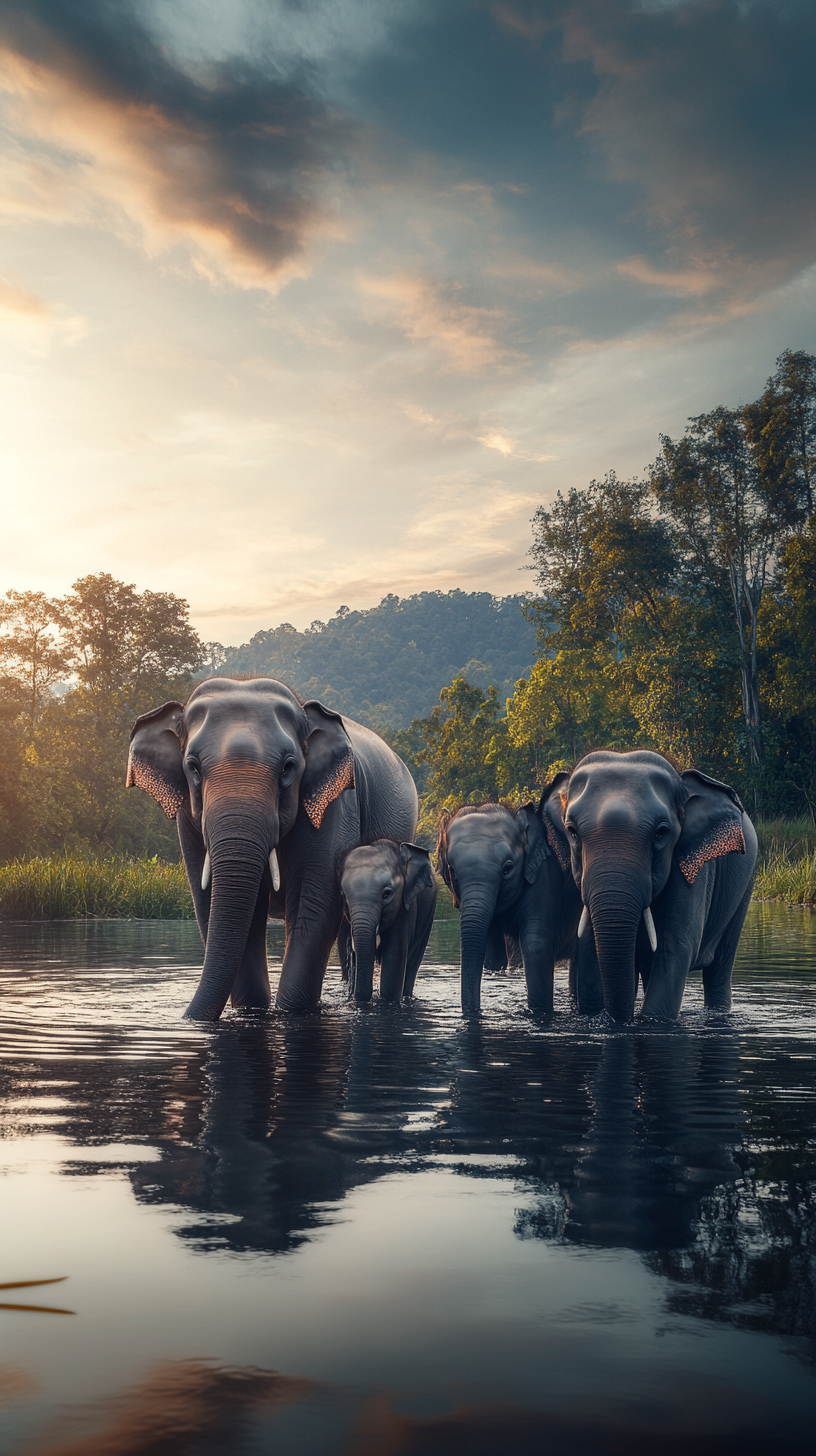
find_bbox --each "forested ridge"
[211,590,536,732]
[0,348,813,864]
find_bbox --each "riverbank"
[0,847,812,918]
[0,855,194,920]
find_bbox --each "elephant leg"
[379,920,411,1003]
[575,930,604,1016]
[701,878,753,1011]
[276,871,343,1011]
[403,893,435,998]
[518,917,555,1015]
[337,919,352,983]
[484,919,508,971]
[230,876,272,1010]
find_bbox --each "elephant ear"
[436,813,458,907]
[126,702,187,819]
[676,770,746,885]
[538,772,571,872]
[400,842,435,909]
[301,700,355,828]
[515,803,549,884]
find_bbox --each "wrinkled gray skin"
[340,840,437,1003]
[438,777,581,1015]
[127,678,417,1020]
[563,750,757,1023]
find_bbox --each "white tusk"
[201,852,211,892]
[269,848,281,892]
[643,906,657,952]
[578,905,590,939]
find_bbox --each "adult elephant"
[437,777,580,1015]
[563,750,757,1023]
[127,678,418,1019]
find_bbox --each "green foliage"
[754,849,816,907]
[411,349,815,832]
[0,854,194,919]
[0,573,204,861]
[216,590,536,732]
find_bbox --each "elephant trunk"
[584,862,645,1024]
[185,761,278,1021]
[459,886,499,1016]
[349,908,379,1003]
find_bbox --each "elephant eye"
[502,859,514,877]
[654,823,670,847]
[566,822,579,842]
[280,756,297,785]
[185,758,201,788]
[382,886,393,901]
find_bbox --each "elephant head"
[437,790,558,1015]
[127,678,354,1020]
[562,750,746,1023]
[340,839,435,1002]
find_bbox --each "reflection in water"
[0,906,814,1452]
[21,1360,316,1456]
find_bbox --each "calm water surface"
[0,903,814,1455]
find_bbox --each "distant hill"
[212,590,537,731]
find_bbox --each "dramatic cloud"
[0,1,814,637]
[0,0,347,290]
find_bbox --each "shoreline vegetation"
[0,835,812,920]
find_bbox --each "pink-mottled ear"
[539,772,571,872]
[436,815,458,907]
[126,702,187,819]
[676,770,746,885]
[301,700,355,828]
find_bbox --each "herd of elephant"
[128,677,758,1025]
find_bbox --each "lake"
[0,902,814,1455]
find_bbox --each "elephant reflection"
[21,999,805,1350]
[128,1012,452,1255]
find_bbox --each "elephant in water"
[127,678,418,1019]
[437,776,581,1015]
[340,839,437,1003]
[562,750,757,1022]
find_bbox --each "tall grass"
[754,817,816,859]
[0,841,813,919]
[0,854,194,920]
[754,848,816,907]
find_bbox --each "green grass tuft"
[753,848,816,907]
[0,854,194,920]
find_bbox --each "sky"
[1,0,814,644]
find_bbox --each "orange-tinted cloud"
[360,273,509,372]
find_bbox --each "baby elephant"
[340,840,438,1003]
[438,777,581,1016]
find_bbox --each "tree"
[415,678,510,830]
[505,648,639,779]
[744,349,816,517]
[528,473,678,656]
[651,406,799,763]
[59,573,203,715]
[758,516,816,818]
[0,590,67,730]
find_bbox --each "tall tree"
[0,591,67,730]
[744,349,816,517]
[59,573,203,716]
[651,406,799,762]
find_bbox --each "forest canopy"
[211,590,536,732]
